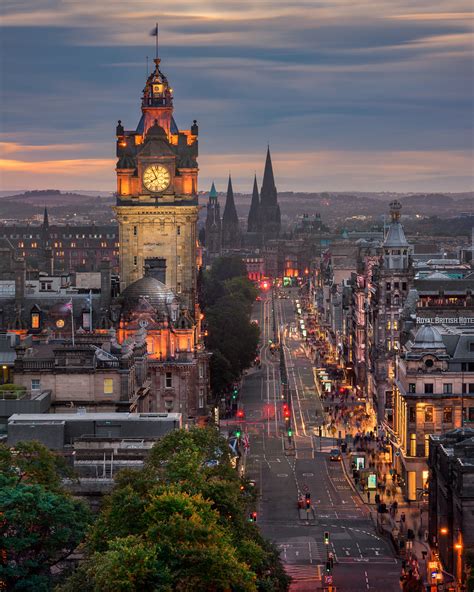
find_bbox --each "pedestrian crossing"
[284,563,322,583]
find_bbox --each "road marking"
[365,570,370,589]
[302,472,314,477]
[277,473,289,477]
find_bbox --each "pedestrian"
[367,490,371,503]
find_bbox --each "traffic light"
[249,511,257,522]
[283,403,291,420]
[232,386,238,400]
[287,428,293,438]
[305,492,311,509]
[236,409,245,419]
[324,531,330,545]
[235,429,241,438]
[325,560,331,573]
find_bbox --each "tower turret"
[141,58,174,138]
[205,182,222,258]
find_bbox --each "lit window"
[165,372,172,389]
[425,434,430,457]
[103,378,113,394]
[410,433,417,456]
[424,406,433,422]
[31,312,40,329]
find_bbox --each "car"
[329,448,342,461]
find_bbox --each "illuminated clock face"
[143,164,171,193]
[56,319,65,328]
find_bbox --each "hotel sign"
[416,316,474,325]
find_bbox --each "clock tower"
[113,56,199,315]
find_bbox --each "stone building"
[428,428,474,587]
[391,324,474,500]
[13,331,149,414]
[113,55,200,315]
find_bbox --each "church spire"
[43,207,49,229]
[209,181,218,203]
[260,146,277,206]
[222,175,241,249]
[223,175,238,226]
[247,174,260,233]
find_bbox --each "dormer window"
[425,359,434,368]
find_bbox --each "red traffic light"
[236,409,245,418]
[249,511,257,522]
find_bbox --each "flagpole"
[71,301,75,347]
[89,289,93,332]
[155,22,158,59]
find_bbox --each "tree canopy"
[0,442,90,592]
[60,427,290,592]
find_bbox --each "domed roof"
[146,120,167,140]
[413,325,446,350]
[121,276,176,313]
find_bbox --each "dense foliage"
[0,441,90,591]
[59,427,290,592]
[199,256,260,397]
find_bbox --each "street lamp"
[440,527,448,535]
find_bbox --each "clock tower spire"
[113,49,200,316]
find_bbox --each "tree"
[209,350,234,398]
[0,442,90,591]
[0,475,90,591]
[61,428,290,591]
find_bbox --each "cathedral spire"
[260,145,277,206]
[222,175,241,249]
[223,175,238,226]
[247,174,260,233]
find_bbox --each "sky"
[0,0,473,193]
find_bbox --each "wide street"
[227,288,401,591]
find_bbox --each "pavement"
[228,288,402,592]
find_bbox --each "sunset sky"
[0,0,473,193]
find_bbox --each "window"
[133,256,137,266]
[468,342,474,352]
[469,384,474,394]
[177,256,181,265]
[177,282,182,293]
[443,383,453,394]
[402,282,407,291]
[199,388,204,409]
[425,359,434,368]
[31,312,40,329]
[424,383,434,394]
[386,321,391,330]
[424,435,430,457]
[393,320,398,330]
[443,407,453,423]
[133,226,137,236]
[386,340,392,351]
[199,363,204,379]
[165,372,172,389]
[408,383,416,394]
[386,282,391,291]
[424,406,433,422]
[410,433,417,456]
[469,408,474,422]
[177,226,181,236]
[394,282,400,289]
[31,379,41,391]
[386,297,391,305]
[103,378,113,394]
[409,406,416,423]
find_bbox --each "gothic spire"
[247,174,260,233]
[43,207,49,229]
[223,175,238,226]
[260,146,277,206]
